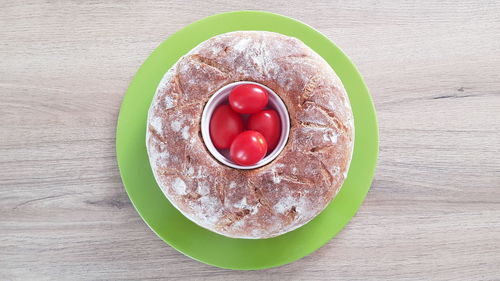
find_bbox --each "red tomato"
[210,104,244,149]
[229,84,269,114]
[230,131,268,166]
[248,109,281,152]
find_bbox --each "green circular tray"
[116,11,378,270]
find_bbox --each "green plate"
[116,11,378,270]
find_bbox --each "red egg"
[230,131,268,166]
[210,104,244,149]
[229,84,269,114]
[247,109,282,152]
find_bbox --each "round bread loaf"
[146,31,354,239]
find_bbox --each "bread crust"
[146,31,354,238]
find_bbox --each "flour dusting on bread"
[146,31,354,239]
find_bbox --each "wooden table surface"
[1,1,499,280]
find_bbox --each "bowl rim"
[200,81,291,170]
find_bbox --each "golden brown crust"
[146,31,354,238]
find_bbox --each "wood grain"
[1,0,499,280]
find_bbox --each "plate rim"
[116,10,379,270]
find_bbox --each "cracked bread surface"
[146,31,354,239]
